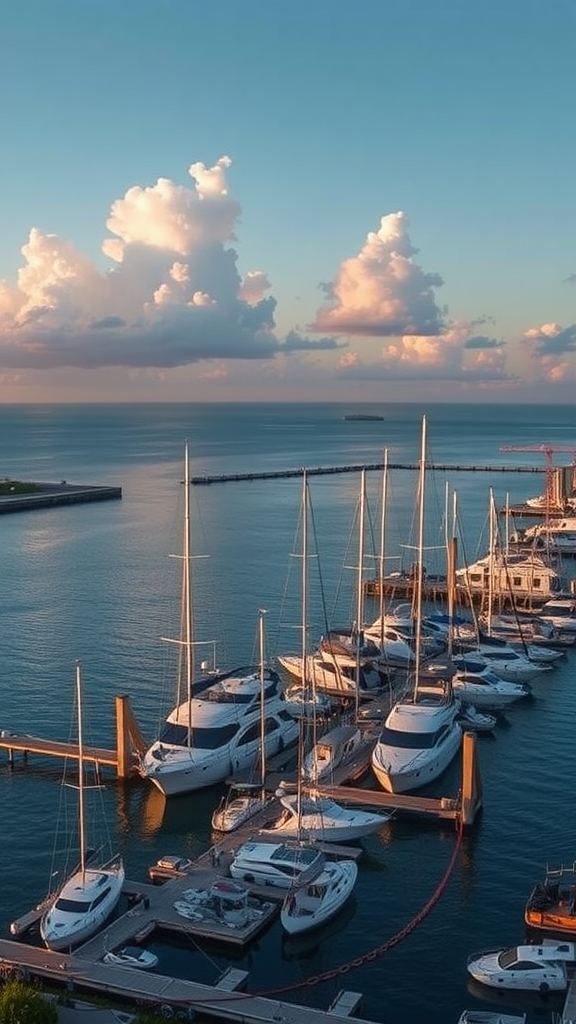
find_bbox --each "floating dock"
[0,482,122,515]
[4,861,380,1024]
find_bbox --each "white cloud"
[0,156,334,371]
[312,211,445,337]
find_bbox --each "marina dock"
[4,858,380,1024]
[0,933,380,1024]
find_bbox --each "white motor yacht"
[371,662,462,795]
[466,942,575,991]
[452,664,530,709]
[451,649,551,685]
[229,841,326,889]
[140,667,299,797]
[259,789,389,843]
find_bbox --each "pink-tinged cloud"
[522,321,576,381]
[312,211,445,337]
[0,157,338,371]
[334,320,512,382]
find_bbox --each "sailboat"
[277,468,393,702]
[371,417,462,795]
[139,445,298,797]
[40,663,125,951]
[211,610,277,833]
[280,857,358,935]
[265,472,389,843]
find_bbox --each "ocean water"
[1,401,575,1024]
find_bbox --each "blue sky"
[1,0,574,402]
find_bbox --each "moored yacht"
[371,661,462,794]
[140,667,299,797]
[139,446,299,798]
[259,788,389,843]
[371,418,462,796]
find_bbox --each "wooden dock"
[562,973,576,1022]
[4,860,381,1024]
[0,695,147,779]
[0,934,382,1024]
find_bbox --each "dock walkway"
[0,935,381,1024]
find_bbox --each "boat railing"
[545,862,576,880]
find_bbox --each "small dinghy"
[457,704,497,733]
[102,946,159,970]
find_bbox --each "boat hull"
[41,864,125,951]
[280,861,357,935]
[371,721,462,794]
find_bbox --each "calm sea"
[1,401,575,1024]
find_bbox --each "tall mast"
[413,415,427,699]
[259,608,267,798]
[76,661,86,879]
[184,442,193,744]
[297,470,309,833]
[354,468,367,720]
[377,448,389,638]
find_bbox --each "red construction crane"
[500,443,576,506]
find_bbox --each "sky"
[0,0,575,404]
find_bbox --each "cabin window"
[90,887,112,910]
[236,721,261,746]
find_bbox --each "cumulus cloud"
[239,271,271,305]
[334,320,511,382]
[522,321,576,381]
[312,211,445,337]
[0,156,333,371]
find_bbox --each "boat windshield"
[378,725,448,749]
[498,948,522,969]
[271,846,320,866]
[54,896,92,913]
[159,722,239,748]
[203,678,277,703]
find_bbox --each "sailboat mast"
[413,416,427,698]
[377,448,389,636]
[355,468,367,719]
[259,608,267,797]
[184,443,194,743]
[298,471,309,834]
[76,661,86,879]
[487,487,496,636]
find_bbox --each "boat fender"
[160,1006,175,1019]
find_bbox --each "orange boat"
[525,864,576,936]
